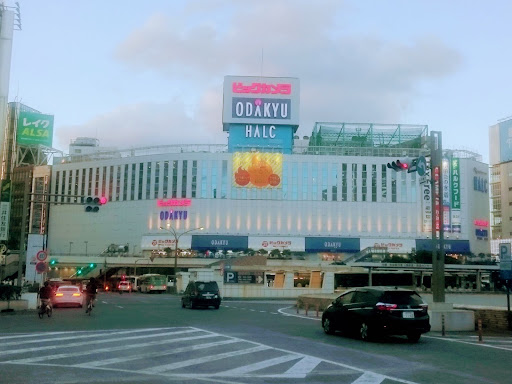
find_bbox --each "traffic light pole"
[430,131,445,303]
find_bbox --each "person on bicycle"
[85,277,99,313]
[39,281,53,314]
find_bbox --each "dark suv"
[321,286,430,342]
[181,281,221,309]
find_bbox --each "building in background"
[44,75,490,269]
[489,117,512,257]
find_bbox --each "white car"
[53,285,83,308]
[117,281,132,292]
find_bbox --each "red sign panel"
[35,261,47,274]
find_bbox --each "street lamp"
[159,225,203,275]
[69,241,73,255]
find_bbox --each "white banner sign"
[141,235,192,250]
[422,165,432,233]
[248,236,305,252]
[360,238,416,254]
[0,202,10,241]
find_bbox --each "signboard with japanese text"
[442,158,451,232]
[248,236,305,252]
[421,164,432,233]
[360,239,415,254]
[16,111,54,147]
[0,202,10,241]
[222,76,300,129]
[451,158,461,233]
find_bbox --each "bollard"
[316,304,319,318]
[478,318,483,343]
[305,304,309,316]
[441,313,445,337]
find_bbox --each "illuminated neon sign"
[474,219,489,227]
[157,199,191,207]
[160,210,188,220]
[232,82,291,95]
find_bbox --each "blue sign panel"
[191,235,248,251]
[227,124,294,154]
[415,239,470,253]
[305,237,360,253]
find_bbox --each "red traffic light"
[99,196,107,205]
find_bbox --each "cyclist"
[38,281,53,315]
[85,277,99,313]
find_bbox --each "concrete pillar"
[284,272,295,289]
[368,267,373,286]
[321,272,335,294]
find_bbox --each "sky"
[5,0,512,164]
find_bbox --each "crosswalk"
[0,327,418,383]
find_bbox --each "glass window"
[381,164,387,200]
[182,160,188,198]
[302,163,308,200]
[201,161,207,198]
[138,162,144,200]
[336,291,355,305]
[342,164,347,201]
[391,171,397,203]
[362,164,367,202]
[154,162,160,199]
[332,163,338,201]
[221,160,227,199]
[352,164,357,201]
[146,162,152,199]
[322,164,328,201]
[372,164,377,202]
[172,161,178,198]
[192,160,197,198]
[163,161,169,198]
[211,163,217,198]
[311,163,318,200]
[130,164,136,200]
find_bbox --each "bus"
[138,274,167,293]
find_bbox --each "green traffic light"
[50,259,57,265]
[89,263,96,268]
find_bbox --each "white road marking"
[76,338,239,368]
[8,333,218,364]
[0,327,170,347]
[351,371,387,384]
[144,345,270,373]
[0,328,198,356]
[424,335,512,351]
[1,327,420,383]
[284,356,322,376]
[217,354,300,376]
[277,306,321,321]
[116,306,123,309]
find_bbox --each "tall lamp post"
[159,225,203,275]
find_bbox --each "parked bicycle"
[38,299,52,319]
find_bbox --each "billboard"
[223,76,300,129]
[248,236,305,252]
[232,152,283,188]
[16,111,54,147]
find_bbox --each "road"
[0,292,511,384]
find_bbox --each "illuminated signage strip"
[157,199,191,207]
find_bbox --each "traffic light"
[49,259,58,266]
[76,267,83,275]
[84,196,107,212]
[89,263,96,269]
[386,158,418,173]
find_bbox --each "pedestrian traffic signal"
[84,196,107,212]
[386,158,418,173]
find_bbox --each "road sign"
[35,261,47,274]
[36,250,47,262]
[0,244,7,254]
[500,243,512,280]
[417,156,427,176]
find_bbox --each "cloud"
[66,0,462,148]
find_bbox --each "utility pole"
[430,131,445,303]
[17,181,30,287]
